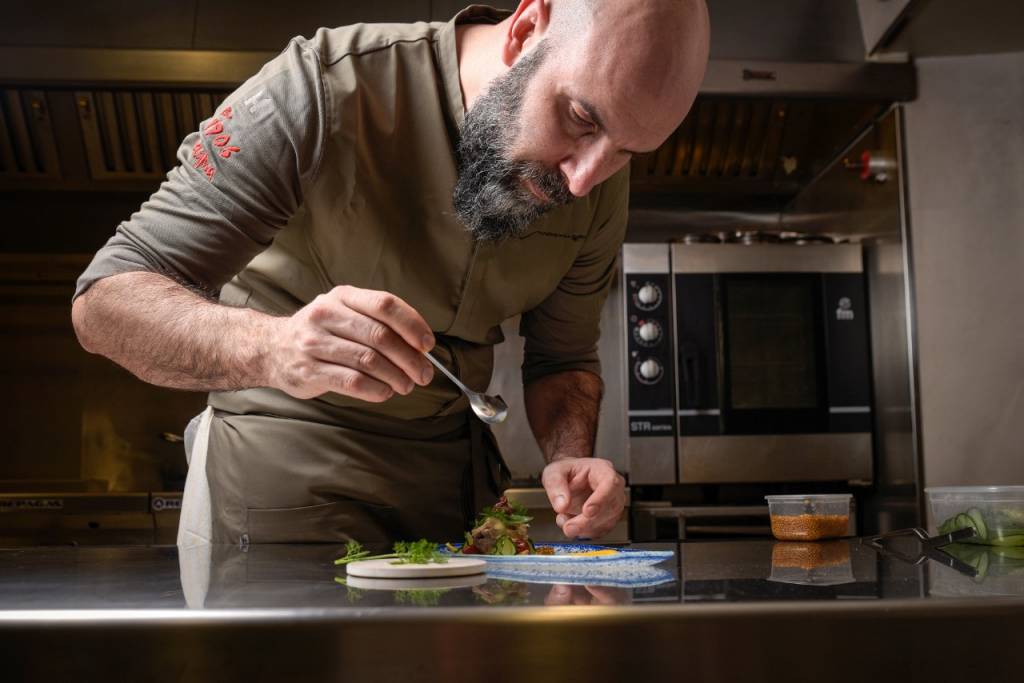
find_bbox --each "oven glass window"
[725,277,819,409]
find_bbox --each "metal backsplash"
[782,108,923,533]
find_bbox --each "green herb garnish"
[334,538,449,566]
[390,539,449,565]
[476,500,532,527]
[338,540,371,563]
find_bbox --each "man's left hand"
[541,457,625,539]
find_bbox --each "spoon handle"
[424,351,473,396]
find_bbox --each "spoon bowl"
[424,351,509,424]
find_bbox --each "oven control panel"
[622,244,677,485]
[625,273,675,430]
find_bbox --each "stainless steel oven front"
[621,242,874,486]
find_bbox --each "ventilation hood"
[0,40,914,212]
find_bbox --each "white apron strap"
[177,406,214,548]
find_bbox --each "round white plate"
[344,573,488,590]
[345,557,486,579]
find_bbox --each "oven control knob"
[633,320,662,346]
[635,283,662,311]
[634,358,663,384]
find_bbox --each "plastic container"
[769,540,855,586]
[926,486,1024,546]
[765,494,852,541]
[929,543,1024,597]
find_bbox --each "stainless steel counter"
[1,539,1021,682]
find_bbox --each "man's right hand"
[266,285,436,402]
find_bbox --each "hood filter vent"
[0,89,61,180]
[644,99,788,180]
[74,89,229,181]
[631,96,886,210]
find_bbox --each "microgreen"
[334,538,449,566]
[476,501,532,527]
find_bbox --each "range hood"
[859,0,1024,57]
[0,52,914,215]
[0,0,916,212]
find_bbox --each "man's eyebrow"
[576,98,657,156]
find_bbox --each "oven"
[622,241,874,487]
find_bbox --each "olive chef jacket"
[74,6,629,542]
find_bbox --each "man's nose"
[559,141,624,198]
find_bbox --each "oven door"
[717,273,829,434]
[671,243,874,485]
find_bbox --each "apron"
[177,403,509,548]
[177,406,215,548]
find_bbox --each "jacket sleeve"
[519,166,630,385]
[74,37,329,300]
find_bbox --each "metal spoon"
[424,351,509,424]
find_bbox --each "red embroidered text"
[191,109,242,182]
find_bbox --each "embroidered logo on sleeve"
[243,89,275,120]
[190,105,240,182]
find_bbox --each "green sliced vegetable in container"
[928,486,1024,547]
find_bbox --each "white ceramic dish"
[344,556,486,579]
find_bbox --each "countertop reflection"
[0,538,1021,612]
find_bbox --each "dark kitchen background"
[1,1,1021,544]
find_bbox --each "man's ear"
[501,0,552,67]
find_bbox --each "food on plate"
[336,497,629,565]
[566,549,619,557]
[937,507,1024,546]
[449,496,554,556]
[450,497,625,557]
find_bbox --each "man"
[71,0,709,546]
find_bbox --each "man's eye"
[570,106,590,128]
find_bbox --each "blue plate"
[486,564,676,588]
[441,542,674,567]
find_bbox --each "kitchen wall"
[902,52,1024,487]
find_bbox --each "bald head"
[452,0,709,239]
[545,0,710,146]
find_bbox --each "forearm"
[72,271,275,392]
[524,369,603,463]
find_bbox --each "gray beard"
[452,42,573,242]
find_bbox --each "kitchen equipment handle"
[680,341,700,408]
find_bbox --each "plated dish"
[442,542,674,567]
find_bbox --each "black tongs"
[862,527,979,577]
